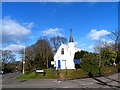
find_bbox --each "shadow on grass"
[88,72,120,89]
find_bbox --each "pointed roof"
[69,29,74,42]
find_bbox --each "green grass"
[17,66,118,80]
[36,69,59,79]
[17,72,36,79]
[17,69,59,79]
[59,69,88,79]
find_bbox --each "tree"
[0,50,2,67]
[100,44,117,66]
[109,29,120,63]
[93,41,117,76]
[24,38,54,70]
[34,39,53,68]
[2,50,16,64]
[50,36,67,52]
[1,50,16,73]
[94,41,117,66]
[74,50,89,69]
[74,50,89,59]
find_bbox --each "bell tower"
[67,29,75,69]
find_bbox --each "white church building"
[54,31,81,69]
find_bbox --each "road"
[1,72,120,89]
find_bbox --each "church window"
[61,48,64,55]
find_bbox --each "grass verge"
[17,68,59,79]
[17,65,118,80]
[59,69,88,79]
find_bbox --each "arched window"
[61,48,64,55]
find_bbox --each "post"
[65,60,67,75]
[99,54,101,76]
[23,45,25,74]
[63,60,67,75]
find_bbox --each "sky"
[1,2,118,60]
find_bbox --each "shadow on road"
[19,80,27,82]
[104,77,120,83]
[88,72,120,90]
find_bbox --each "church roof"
[62,44,69,49]
[69,30,74,42]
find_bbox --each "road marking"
[53,80,61,83]
[81,82,93,85]
[53,80,57,82]
[57,81,61,83]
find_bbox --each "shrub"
[80,53,99,76]
[101,65,118,76]
[117,62,120,72]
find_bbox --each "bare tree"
[109,30,120,51]
[109,29,120,63]
[50,36,67,52]
[2,50,16,64]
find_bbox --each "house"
[54,30,81,69]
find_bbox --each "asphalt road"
[1,72,120,89]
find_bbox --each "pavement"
[1,72,120,89]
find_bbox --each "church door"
[58,60,61,68]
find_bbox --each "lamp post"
[16,41,25,74]
[22,45,25,74]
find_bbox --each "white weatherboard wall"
[54,42,81,69]
[54,31,81,69]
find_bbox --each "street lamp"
[16,42,25,74]
[22,45,25,74]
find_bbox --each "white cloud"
[101,38,115,45]
[2,17,31,36]
[88,29,111,40]
[74,42,79,46]
[23,22,34,29]
[4,44,25,52]
[88,45,94,49]
[41,28,63,37]
[1,17,33,45]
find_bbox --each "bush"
[80,53,99,76]
[75,64,81,69]
[101,65,118,76]
[117,63,120,72]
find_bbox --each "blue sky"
[2,2,118,60]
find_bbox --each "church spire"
[69,29,74,42]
